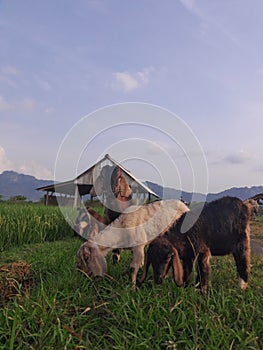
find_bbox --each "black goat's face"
[148,243,174,284]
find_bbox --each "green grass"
[250,216,263,241]
[0,204,73,250]
[0,206,262,349]
[0,238,262,350]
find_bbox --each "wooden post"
[45,192,49,206]
[74,184,80,208]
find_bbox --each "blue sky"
[0,0,263,193]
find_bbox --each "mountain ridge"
[0,170,262,202]
[145,181,263,202]
[0,170,52,201]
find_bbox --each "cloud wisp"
[111,67,154,92]
[0,96,36,112]
[0,145,13,172]
[0,144,52,179]
[224,150,255,165]
[179,0,241,47]
[208,149,255,166]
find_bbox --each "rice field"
[0,204,73,250]
[0,204,262,349]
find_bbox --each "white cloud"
[208,149,255,166]
[112,72,139,92]
[112,67,154,92]
[224,150,255,165]
[0,145,52,179]
[0,145,13,172]
[18,163,53,180]
[146,141,170,156]
[0,96,36,112]
[1,65,19,76]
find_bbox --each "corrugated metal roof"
[105,154,159,197]
[36,154,159,199]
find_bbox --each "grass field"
[250,216,263,242]
[0,204,73,251]
[0,205,263,349]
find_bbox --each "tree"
[8,195,28,202]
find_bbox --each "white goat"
[77,199,189,288]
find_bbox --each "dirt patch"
[0,261,33,305]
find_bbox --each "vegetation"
[250,216,263,242]
[7,195,28,203]
[0,205,262,349]
[0,204,73,251]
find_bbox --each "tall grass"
[0,204,73,250]
[250,216,263,241]
[0,239,262,350]
[0,206,262,349]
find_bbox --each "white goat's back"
[88,199,189,249]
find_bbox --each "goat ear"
[171,247,184,287]
[77,242,91,271]
[89,223,99,240]
[89,245,107,276]
[82,242,92,259]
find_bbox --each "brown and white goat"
[76,199,189,288]
[140,196,251,293]
[82,164,133,263]
[74,207,106,238]
[74,207,121,264]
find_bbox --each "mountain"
[145,181,263,203]
[0,171,51,202]
[0,171,262,203]
[145,181,207,202]
[206,186,263,202]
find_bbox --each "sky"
[0,0,263,194]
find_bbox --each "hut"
[36,154,160,207]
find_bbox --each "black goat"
[140,197,251,293]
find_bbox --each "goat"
[88,164,133,262]
[90,165,132,223]
[74,207,121,264]
[139,236,184,286]
[74,207,106,238]
[140,197,251,293]
[243,198,259,220]
[76,199,189,288]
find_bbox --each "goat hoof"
[132,284,137,291]
[239,278,248,290]
[112,254,119,264]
